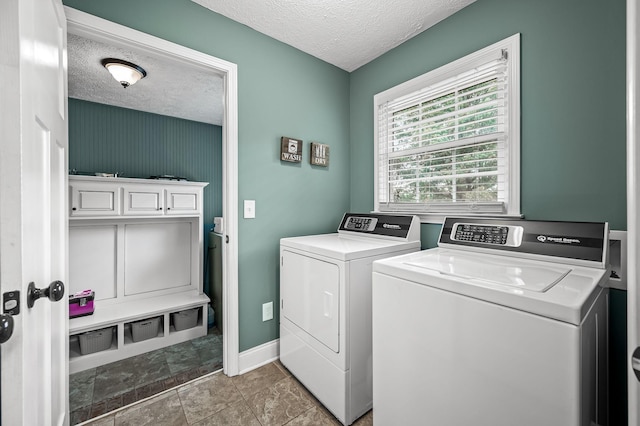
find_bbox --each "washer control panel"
[439,217,608,266]
[451,223,521,246]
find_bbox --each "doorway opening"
[65,7,239,423]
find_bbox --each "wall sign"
[310,142,329,167]
[280,136,303,163]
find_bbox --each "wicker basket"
[131,316,161,342]
[79,327,114,355]
[172,308,199,331]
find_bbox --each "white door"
[630,1,640,424]
[0,0,69,424]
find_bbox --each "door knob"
[26,280,65,309]
[0,314,13,344]
[633,347,640,381]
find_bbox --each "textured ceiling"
[191,0,476,72]
[68,0,474,123]
[68,33,224,125]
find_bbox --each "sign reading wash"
[281,136,303,163]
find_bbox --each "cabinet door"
[70,184,120,217]
[124,187,164,215]
[165,188,201,215]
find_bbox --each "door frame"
[628,0,639,423]
[65,7,240,376]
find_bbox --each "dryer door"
[281,250,340,352]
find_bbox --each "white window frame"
[374,34,521,224]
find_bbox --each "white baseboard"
[238,338,280,375]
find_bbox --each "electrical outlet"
[262,301,273,321]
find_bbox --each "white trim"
[64,7,240,376]
[374,34,521,224]
[238,338,280,375]
[627,0,639,422]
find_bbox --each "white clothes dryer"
[372,217,610,426]
[280,213,421,425]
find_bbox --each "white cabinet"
[166,188,201,215]
[70,175,207,218]
[70,181,120,217]
[124,186,164,215]
[68,176,209,372]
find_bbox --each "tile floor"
[70,327,223,425]
[77,360,373,426]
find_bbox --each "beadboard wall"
[68,98,223,224]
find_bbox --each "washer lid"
[373,248,608,325]
[406,251,572,292]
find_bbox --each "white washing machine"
[280,213,421,425]
[372,217,610,426]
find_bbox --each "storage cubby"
[69,326,117,359]
[124,316,163,345]
[169,306,202,333]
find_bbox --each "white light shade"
[101,58,147,88]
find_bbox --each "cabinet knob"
[72,207,77,211]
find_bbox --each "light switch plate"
[244,200,256,219]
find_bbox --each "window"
[374,34,520,223]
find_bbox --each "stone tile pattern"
[77,360,373,426]
[71,328,223,424]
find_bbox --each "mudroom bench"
[67,175,209,373]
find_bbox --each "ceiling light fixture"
[101,58,147,88]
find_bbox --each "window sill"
[373,210,524,225]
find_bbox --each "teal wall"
[349,0,627,423]
[349,0,626,239]
[63,0,351,352]
[64,0,628,421]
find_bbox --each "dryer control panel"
[344,216,378,232]
[338,213,421,242]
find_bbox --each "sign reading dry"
[310,142,330,167]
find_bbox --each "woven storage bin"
[131,316,161,342]
[172,308,198,331]
[79,327,114,355]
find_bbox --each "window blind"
[378,50,511,214]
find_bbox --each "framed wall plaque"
[310,142,329,167]
[280,137,303,163]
